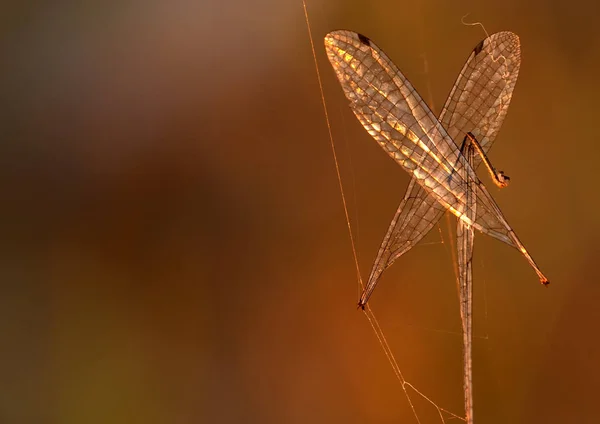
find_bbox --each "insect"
[324,30,549,304]
[324,30,550,424]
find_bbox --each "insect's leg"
[464,132,510,188]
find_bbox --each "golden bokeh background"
[1,1,599,423]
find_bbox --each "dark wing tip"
[473,39,485,55]
[357,33,371,46]
[542,279,550,287]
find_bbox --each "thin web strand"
[363,307,465,423]
[302,1,362,286]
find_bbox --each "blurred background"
[1,0,599,423]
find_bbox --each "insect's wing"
[324,30,462,182]
[450,32,523,250]
[441,32,521,165]
[363,179,447,304]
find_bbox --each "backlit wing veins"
[323,30,549,308]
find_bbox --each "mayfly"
[324,30,549,423]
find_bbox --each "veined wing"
[362,32,521,305]
[324,30,549,292]
[441,32,520,164]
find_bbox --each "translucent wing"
[442,31,521,165]
[360,32,521,304]
[324,30,548,303]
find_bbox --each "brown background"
[1,0,598,423]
